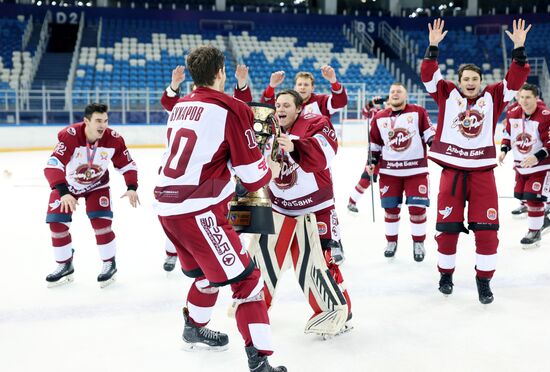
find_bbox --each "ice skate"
[46,260,74,288]
[347,202,359,213]
[245,346,287,372]
[520,230,541,249]
[438,273,453,295]
[163,255,177,272]
[384,241,397,258]
[511,204,527,219]
[182,307,228,351]
[97,259,117,288]
[413,241,425,262]
[475,276,494,304]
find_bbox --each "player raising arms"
[421,18,531,304]
[261,66,347,118]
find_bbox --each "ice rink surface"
[1,146,549,372]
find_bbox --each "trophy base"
[228,205,275,234]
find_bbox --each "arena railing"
[0,88,438,126]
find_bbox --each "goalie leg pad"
[292,214,349,335]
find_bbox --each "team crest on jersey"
[406,115,413,124]
[543,110,550,115]
[514,133,535,154]
[73,164,103,184]
[67,127,76,136]
[452,109,484,138]
[111,130,120,138]
[486,208,497,220]
[99,196,110,207]
[380,185,390,195]
[49,199,61,210]
[317,222,328,235]
[439,206,453,219]
[274,156,298,190]
[388,128,416,152]
[532,182,542,192]
[100,151,109,160]
[418,185,427,194]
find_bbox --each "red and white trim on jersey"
[503,104,550,175]
[421,59,530,171]
[370,104,434,177]
[154,87,270,217]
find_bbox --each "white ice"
[1,147,549,372]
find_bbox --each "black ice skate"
[163,255,177,272]
[413,241,425,262]
[182,307,228,351]
[475,276,494,304]
[46,260,74,287]
[347,202,359,213]
[521,230,541,249]
[97,258,117,288]
[384,241,397,258]
[511,204,527,218]
[245,346,287,372]
[438,273,453,295]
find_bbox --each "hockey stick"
[366,110,375,223]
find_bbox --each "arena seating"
[232,24,393,93]
[72,19,394,106]
[73,19,233,105]
[408,28,504,85]
[0,16,32,105]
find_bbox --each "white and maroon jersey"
[370,104,435,177]
[421,59,530,170]
[261,88,348,119]
[502,102,550,174]
[268,113,338,216]
[154,86,271,217]
[44,122,138,196]
[160,84,253,112]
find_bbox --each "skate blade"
[522,241,541,250]
[47,274,74,288]
[181,341,228,352]
[321,324,354,340]
[98,275,116,288]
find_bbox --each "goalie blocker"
[245,211,349,336]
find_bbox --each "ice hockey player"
[44,103,139,288]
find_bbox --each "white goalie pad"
[247,212,348,335]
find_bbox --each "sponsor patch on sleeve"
[47,157,59,166]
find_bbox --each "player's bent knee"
[473,230,498,250]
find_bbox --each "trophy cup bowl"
[228,102,280,234]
